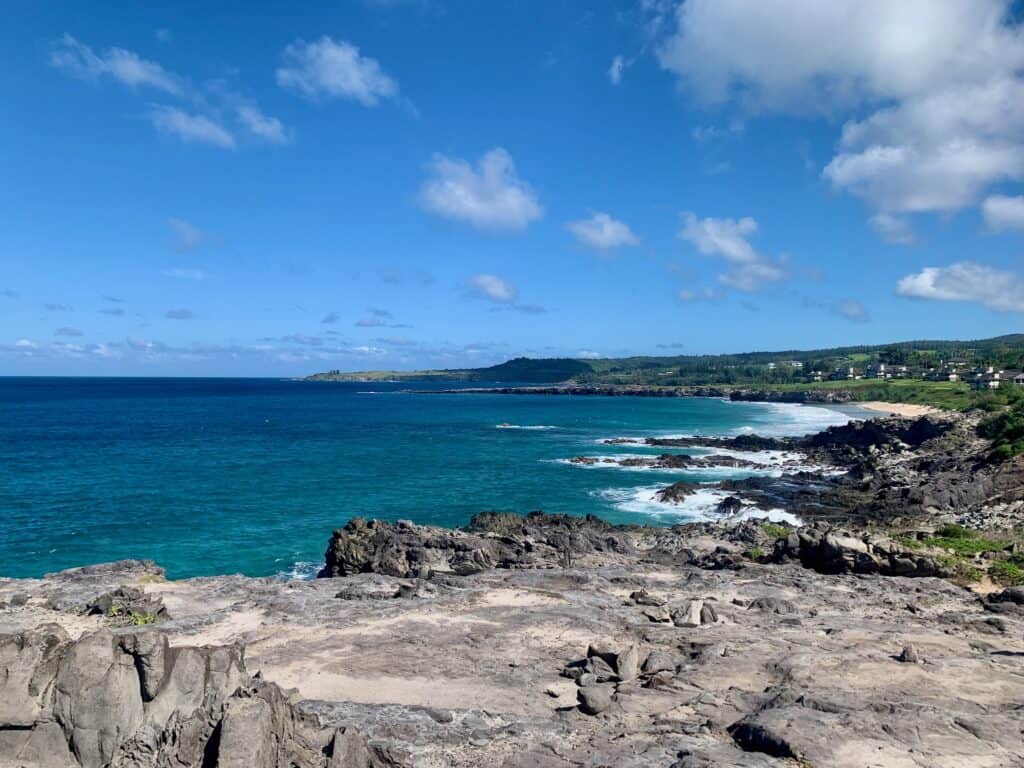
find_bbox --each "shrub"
[761,523,790,540]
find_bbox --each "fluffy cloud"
[53,35,286,150]
[608,55,626,85]
[868,213,916,245]
[566,212,639,250]
[677,212,785,291]
[982,194,1024,233]
[656,1,1024,226]
[897,262,1023,312]
[236,105,289,144]
[420,148,542,231]
[822,78,1024,213]
[51,34,181,94]
[277,37,398,105]
[465,274,517,303]
[148,106,235,149]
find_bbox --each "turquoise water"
[0,378,854,579]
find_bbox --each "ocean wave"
[495,424,559,430]
[559,447,841,479]
[733,402,851,437]
[597,484,801,526]
[555,455,790,478]
[276,560,319,580]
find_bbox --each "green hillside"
[308,334,1023,388]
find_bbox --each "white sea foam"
[496,424,559,430]
[276,560,319,580]
[558,446,842,479]
[733,402,851,437]
[597,485,802,525]
[556,455,789,478]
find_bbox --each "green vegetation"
[307,334,1024,411]
[990,557,1024,587]
[978,396,1024,460]
[107,605,157,626]
[927,524,1004,556]
[744,547,766,561]
[899,525,1024,586]
[761,522,791,539]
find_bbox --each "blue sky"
[1,0,1022,376]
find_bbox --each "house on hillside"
[829,367,861,381]
[971,374,1002,390]
[923,367,960,382]
[807,370,824,382]
[867,363,909,379]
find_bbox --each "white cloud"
[655,1,1024,226]
[168,218,205,250]
[149,106,235,149]
[466,274,517,304]
[162,268,206,281]
[869,213,916,245]
[608,55,626,85]
[566,212,639,250]
[421,148,542,231]
[837,299,870,323]
[897,262,1024,312]
[822,78,1024,214]
[577,349,603,359]
[677,287,720,302]
[982,194,1024,233]
[51,34,181,94]
[679,213,759,262]
[236,105,289,144]
[657,1,1024,112]
[277,37,398,105]
[718,262,785,292]
[678,212,786,292]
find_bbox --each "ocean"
[0,378,858,579]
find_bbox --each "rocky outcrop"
[772,525,945,577]
[0,626,390,768]
[319,512,632,578]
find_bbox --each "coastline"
[3,406,1023,766]
[855,400,940,418]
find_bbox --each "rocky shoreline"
[2,414,1024,766]
[425,384,862,404]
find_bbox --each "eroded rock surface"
[3,511,1024,767]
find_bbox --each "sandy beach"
[858,401,940,418]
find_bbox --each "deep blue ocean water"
[0,378,858,579]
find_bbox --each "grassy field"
[773,379,980,410]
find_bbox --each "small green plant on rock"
[990,556,1024,587]
[927,525,1004,556]
[761,523,790,540]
